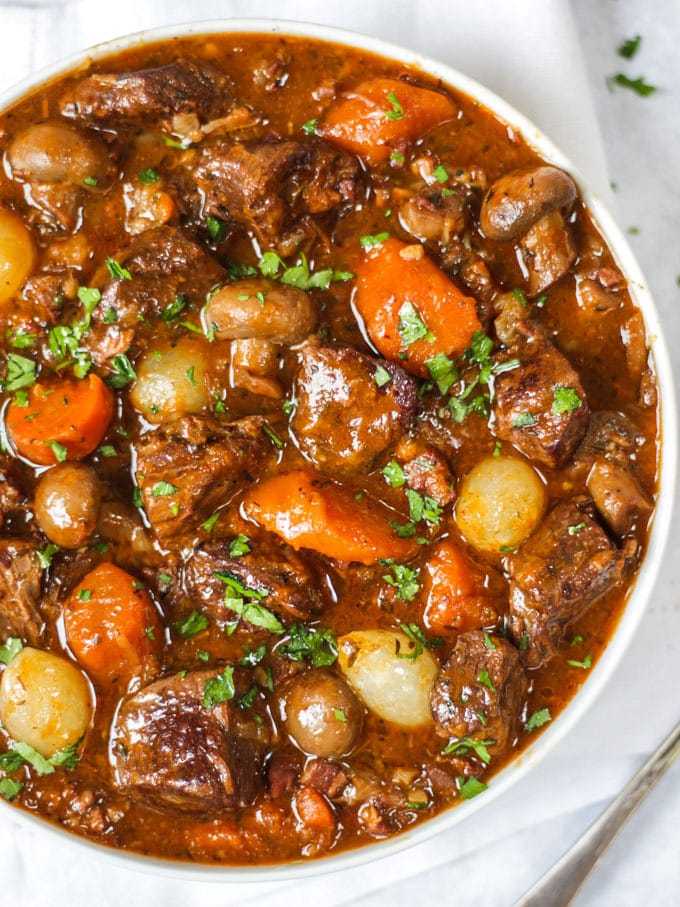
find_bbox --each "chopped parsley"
[150,481,179,497]
[98,445,117,458]
[202,666,236,709]
[397,623,429,660]
[0,778,23,801]
[373,364,392,388]
[8,330,37,350]
[381,561,420,602]
[201,512,221,534]
[385,90,404,121]
[138,167,160,184]
[82,175,98,187]
[45,440,68,462]
[77,589,92,602]
[568,522,586,535]
[512,412,537,428]
[302,118,318,135]
[262,423,284,448]
[105,257,132,281]
[160,294,188,323]
[567,653,593,670]
[333,708,347,722]
[525,708,552,732]
[279,622,338,666]
[483,633,497,650]
[477,669,495,691]
[36,543,60,569]
[359,232,390,251]
[426,351,458,395]
[618,35,641,59]
[239,643,268,668]
[145,626,156,641]
[0,636,23,665]
[107,353,137,389]
[552,386,582,415]
[458,776,487,800]
[406,488,442,526]
[206,215,227,242]
[398,300,435,347]
[382,460,406,488]
[4,353,36,392]
[173,610,208,639]
[102,308,118,324]
[11,741,55,776]
[215,571,284,634]
[511,288,528,307]
[608,73,657,97]
[433,164,449,183]
[442,737,493,765]
[228,534,251,557]
[258,250,353,291]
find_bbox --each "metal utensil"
[515,719,680,907]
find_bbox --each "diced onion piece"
[337,629,438,727]
[0,208,36,305]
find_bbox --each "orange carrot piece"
[422,539,497,635]
[294,785,336,831]
[319,77,456,165]
[244,469,418,565]
[64,562,163,685]
[6,373,115,465]
[354,237,481,376]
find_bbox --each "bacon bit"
[294,785,336,831]
[596,266,625,290]
[399,243,424,261]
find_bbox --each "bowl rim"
[0,15,676,885]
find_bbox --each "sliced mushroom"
[7,122,112,189]
[204,279,317,344]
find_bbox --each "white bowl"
[0,17,676,884]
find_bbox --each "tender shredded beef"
[0,537,45,644]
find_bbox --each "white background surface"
[0,1,678,905]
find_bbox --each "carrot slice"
[6,373,115,465]
[244,469,418,564]
[319,77,456,165]
[422,539,497,636]
[354,237,481,376]
[64,562,163,685]
[294,786,336,832]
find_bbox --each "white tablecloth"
[0,1,678,904]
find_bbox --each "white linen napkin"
[0,2,677,905]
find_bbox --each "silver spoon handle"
[515,719,680,907]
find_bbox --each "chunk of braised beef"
[0,459,26,527]
[396,439,455,506]
[430,630,527,754]
[182,539,328,627]
[575,410,640,469]
[110,669,268,812]
[266,751,301,798]
[59,59,232,125]
[134,415,268,544]
[508,500,631,667]
[291,345,417,474]
[85,226,225,364]
[492,298,589,469]
[194,138,361,255]
[0,537,46,645]
[301,758,349,799]
[439,240,497,325]
[24,182,83,232]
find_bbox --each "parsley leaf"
[385,90,404,121]
[150,481,179,497]
[373,364,392,388]
[302,118,318,135]
[458,776,487,799]
[0,636,23,665]
[279,622,338,666]
[442,737,494,765]
[512,412,537,428]
[477,669,495,691]
[12,741,55,776]
[381,561,420,601]
[426,351,458,395]
[609,73,657,97]
[202,666,236,709]
[160,294,188,323]
[567,653,593,670]
[239,643,268,668]
[107,353,136,389]
[525,708,552,732]
[228,535,251,557]
[359,232,390,251]
[397,623,429,660]
[0,778,22,801]
[433,164,449,183]
[618,35,642,59]
[36,543,60,569]
[398,300,435,346]
[173,610,208,639]
[206,215,227,242]
[382,460,406,487]
[552,386,583,414]
[105,257,132,281]
[4,353,36,392]
[138,167,160,184]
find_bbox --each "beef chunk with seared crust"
[430,630,527,754]
[194,139,361,255]
[182,540,329,628]
[85,226,225,365]
[59,59,232,126]
[291,345,417,475]
[0,538,46,645]
[492,296,589,469]
[134,415,268,544]
[508,500,631,667]
[110,669,268,812]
